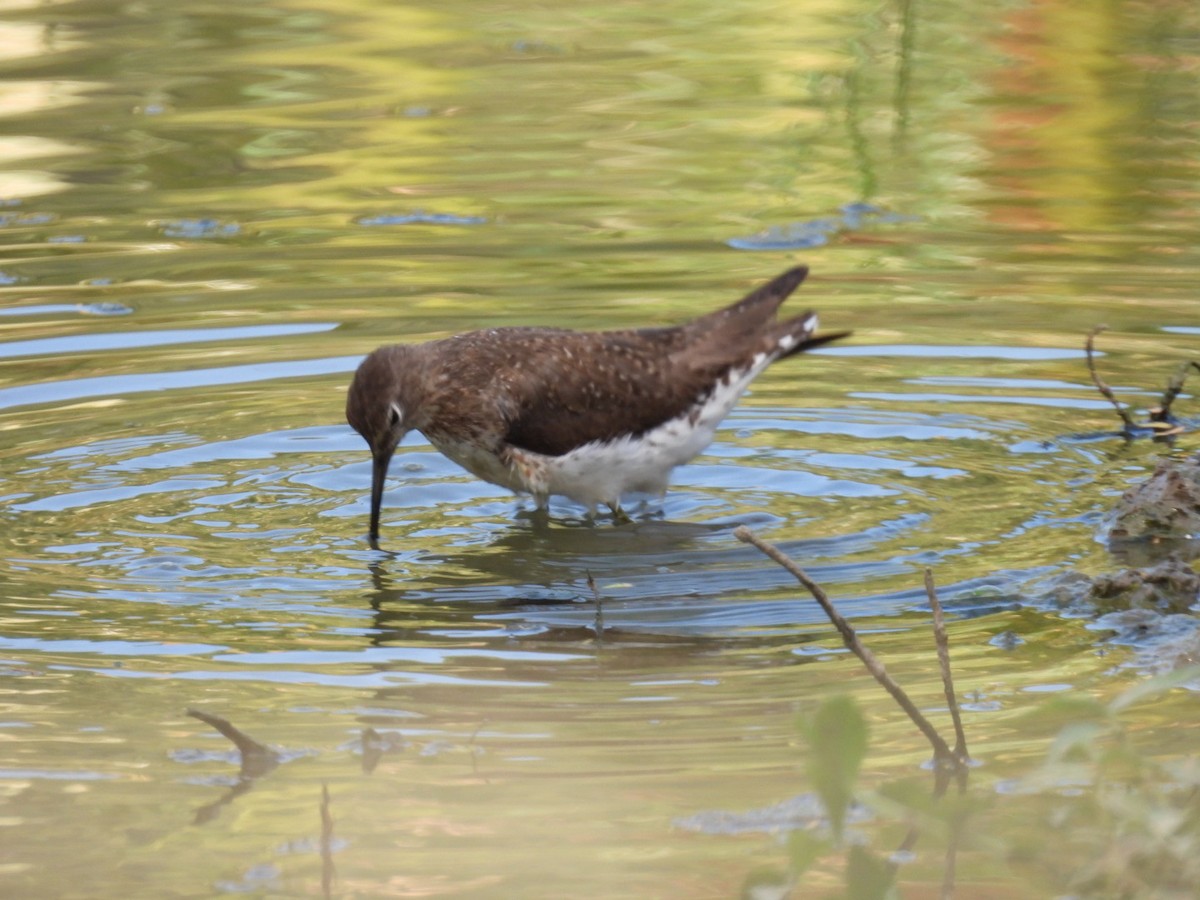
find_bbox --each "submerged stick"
[468,720,487,781]
[925,568,969,762]
[734,527,959,766]
[361,727,384,775]
[1085,326,1138,435]
[1152,360,1200,428]
[587,570,604,638]
[187,708,280,778]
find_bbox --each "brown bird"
[346,266,847,543]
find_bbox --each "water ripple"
[0,323,336,359]
[0,356,362,410]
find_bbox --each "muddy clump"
[1106,454,1200,564]
[1043,557,1200,616]
[1039,557,1199,680]
[1088,556,1200,615]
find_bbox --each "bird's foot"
[607,503,634,524]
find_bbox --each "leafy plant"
[801,695,869,844]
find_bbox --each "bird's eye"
[388,403,403,428]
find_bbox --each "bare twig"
[734,526,960,767]
[1151,360,1200,428]
[942,824,960,900]
[1086,326,1138,435]
[925,568,968,762]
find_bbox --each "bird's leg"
[520,493,552,527]
[607,502,633,524]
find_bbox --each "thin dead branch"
[1087,327,1199,439]
[1151,360,1200,430]
[925,568,968,762]
[1086,326,1138,435]
[734,526,964,770]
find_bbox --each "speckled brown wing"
[499,267,821,456]
[500,326,735,456]
[424,266,824,458]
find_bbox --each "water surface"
[1,0,1199,896]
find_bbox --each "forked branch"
[734,526,968,771]
[1086,325,1138,435]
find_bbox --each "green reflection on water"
[0,0,1198,895]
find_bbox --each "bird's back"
[417,266,830,458]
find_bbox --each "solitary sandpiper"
[346,266,848,543]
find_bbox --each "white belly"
[515,357,767,511]
[424,354,772,512]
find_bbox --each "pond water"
[1,0,1199,897]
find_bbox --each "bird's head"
[346,346,414,545]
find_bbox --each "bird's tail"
[766,311,850,360]
[688,266,810,344]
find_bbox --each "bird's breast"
[424,432,523,492]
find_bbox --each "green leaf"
[785,828,826,877]
[801,695,869,843]
[846,845,896,900]
[740,866,793,900]
[1109,665,1200,713]
[875,775,990,823]
[1044,721,1108,765]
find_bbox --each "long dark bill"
[780,329,852,359]
[369,446,394,546]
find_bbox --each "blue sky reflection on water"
[0,0,1198,896]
